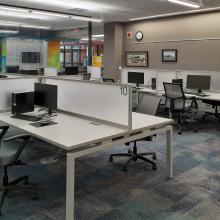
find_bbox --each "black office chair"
[163,82,197,135]
[202,100,220,120]
[0,134,38,214]
[109,93,161,172]
[103,78,115,83]
[0,126,9,141]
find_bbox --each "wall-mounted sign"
[127,32,133,39]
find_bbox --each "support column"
[103,22,123,82]
[88,21,93,66]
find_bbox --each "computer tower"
[152,78,156,90]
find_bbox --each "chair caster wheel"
[193,130,198,133]
[109,156,113,162]
[125,142,130,146]
[32,195,39,201]
[133,157,137,162]
[23,179,29,185]
[153,154,157,160]
[178,132,182,135]
[152,164,157,170]
[123,166,128,172]
[128,149,132,154]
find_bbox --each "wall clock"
[135,31,143,41]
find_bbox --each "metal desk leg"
[66,153,75,220]
[166,125,173,179]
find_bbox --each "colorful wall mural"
[48,40,60,71]
[0,38,6,73]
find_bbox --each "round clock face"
[135,31,143,41]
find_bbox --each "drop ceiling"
[0,0,220,30]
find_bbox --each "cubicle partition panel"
[0,77,38,111]
[44,78,133,130]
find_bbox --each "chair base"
[109,144,157,172]
[0,175,38,215]
[202,112,220,121]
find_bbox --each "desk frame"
[66,124,173,220]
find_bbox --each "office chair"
[163,82,197,135]
[0,126,9,142]
[103,78,115,83]
[202,100,220,120]
[109,93,161,172]
[0,134,38,214]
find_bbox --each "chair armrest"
[3,134,31,143]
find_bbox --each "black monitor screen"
[22,52,40,64]
[186,75,211,91]
[65,67,78,75]
[12,92,34,114]
[34,83,57,111]
[128,72,144,85]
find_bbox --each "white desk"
[138,88,220,101]
[0,111,173,220]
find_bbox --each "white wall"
[121,68,220,92]
[6,38,48,70]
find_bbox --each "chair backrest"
[136,93,161,116]
[163,82,185,111]
[103,78,115,83]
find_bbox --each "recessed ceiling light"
[168,0,200,8]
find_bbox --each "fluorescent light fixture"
[130,6,220,21]
[32,11,70,18]
[0,21,50,30]
[0,4,103,23]
[0,5,29,13]
[168,0,200,8]
[21,24,51,29]
[71,15,102,23]
[0,30,19,34]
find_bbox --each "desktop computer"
[152,78,156,90]
[128,72,144,87]
[34,83,58,115]
[11,92,41,121]
[186,75,211,94]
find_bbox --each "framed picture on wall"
[162,49,177,62]
[126,51,148,67]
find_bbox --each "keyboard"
[11,114,42,122]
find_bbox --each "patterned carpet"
[0,116,220,220]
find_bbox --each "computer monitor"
[7,66,19,73]
[186,75,211,94]
[34,83,57,115]
[65,67,78,75]
[128,72,144,87]
[12,92,34,115]
[172,79,183,86]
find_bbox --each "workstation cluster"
[0,74,173,219]
[124,70,220,133]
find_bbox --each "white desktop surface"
[0,112,172,151]
[138,88,220,101]
[0,112,128,150]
